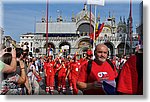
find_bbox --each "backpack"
[87,59,115,75]
[119,60,124,68]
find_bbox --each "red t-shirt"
[80,59,88,67]
[79,58,86,63]
[78,60,117,95]
[70,61,81,79]
[117,55,142,94]
[65,61,70,69]
[43,62,47,70]
[54,63,61,74]
[44,61,54,75]
[58,64,67,77]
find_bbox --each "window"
[31,42,32,47]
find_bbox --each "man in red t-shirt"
[65,58,73,92]
[68,54,81,95]
[117,52,143,95]
[57,59,67,93]
[77,44,118,95]
[44,56,55,94]
[53,58,61,92]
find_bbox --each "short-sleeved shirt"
[58,64,67,77]
[44,62,54,75]
[117,55,142,94]
[78,60,117,95]
[70,61,81,79]
[0,60,5,72]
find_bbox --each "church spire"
[123,16,126,24]
[97,12,100,23]
[83,3,87,11]
[112,11,115,18]
[71,10,76,22]
[107,11,112,21]
[120,16,122,23]
[41,10,46,22]
[109,11,111,18]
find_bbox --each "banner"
[87,0,105,6]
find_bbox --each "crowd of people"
[0,43,143,95]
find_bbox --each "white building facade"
[20,4,138,58]
[0,27,4,44]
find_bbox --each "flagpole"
[89,4,93,50]
[129,0,132,54]
[46,0,49,56]
[87,0,105,57]
[34,16,36,57]
[93,5,97,56]
[124,34,127,55]
[89,4,91,41]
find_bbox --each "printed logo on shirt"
[56,64,59,67]
[50,64,53,66]
[76,68,79,71]
[78,63,80,65]
[97,72,108,78]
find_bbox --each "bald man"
[77,44,118,95]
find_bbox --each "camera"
[6,47,12,52]
[23,49,29,58]
[16,48,23,58]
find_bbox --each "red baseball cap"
[87,50,93,56]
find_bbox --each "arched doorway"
[59,42,71,58]
[117,42,130,56]
[80,47,89,58]
[44,42,55,56]
[78,38,92,57]
[23,42,29,50]
[77,23,94,36]
[104,42,114,58]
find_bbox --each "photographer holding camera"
[0,46,32,95]
[0,46,26,94]
[0,46,16,73]
[15,47,32,95]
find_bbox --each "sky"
[1,0,142,42]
